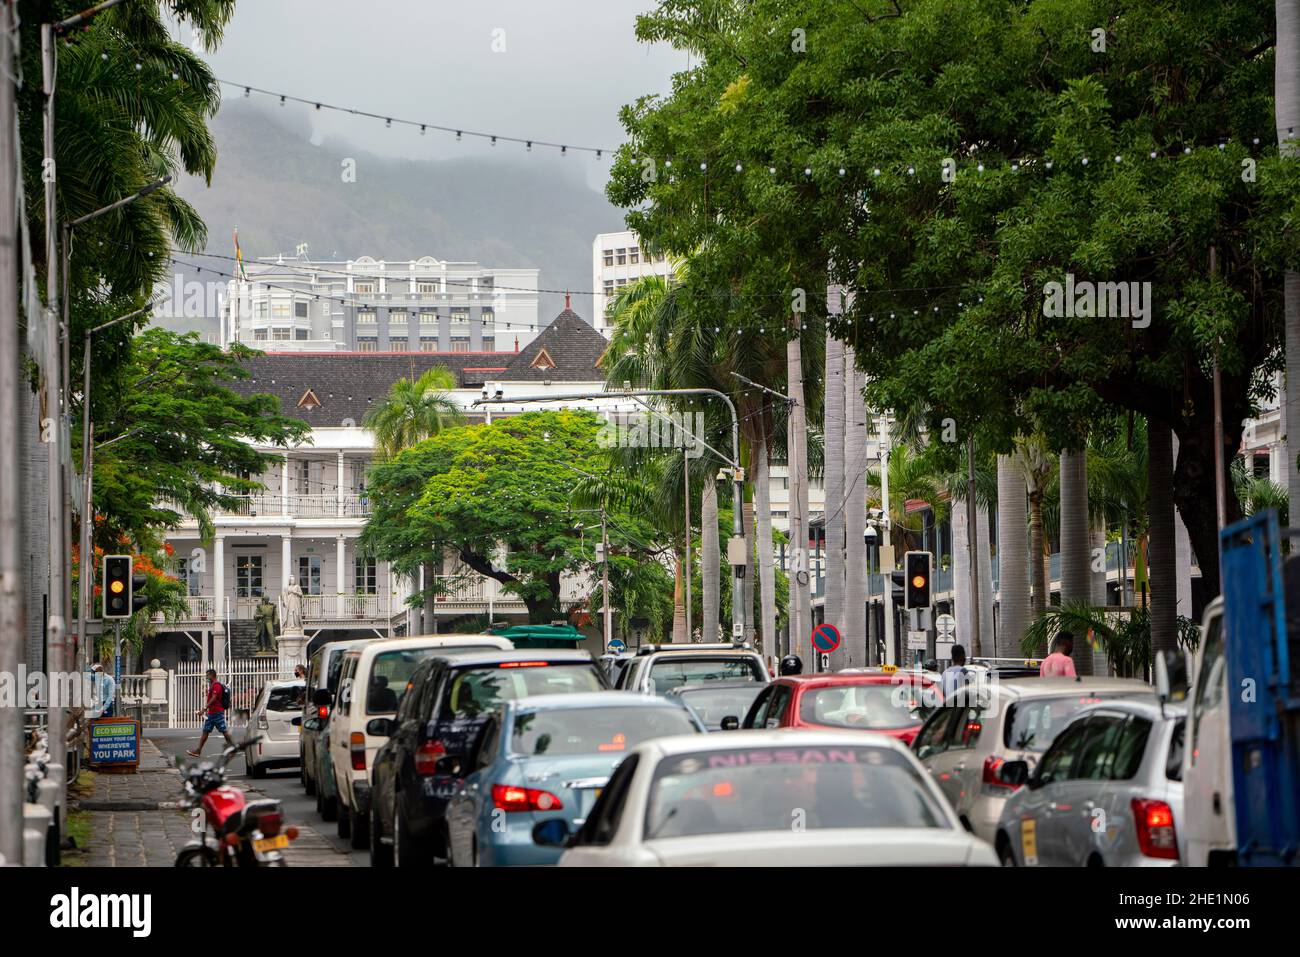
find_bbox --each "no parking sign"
[811,623,841,655]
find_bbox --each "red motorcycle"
[175,738,299,867]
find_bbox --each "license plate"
[594,789,602,800]
[1020,818,1038,866]
[254,834,289,853]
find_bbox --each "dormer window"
[530,348,556,370]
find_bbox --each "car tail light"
[492,784,563,812]
[983,756,1018,790]
[255,811,282,837]
[317,705,329,720]
[349,732,367,771]
[498,661,550,668]
[1131,798,1178,859]
[415,739,447,777]
[257,714,269,731]
[285,826,300,841]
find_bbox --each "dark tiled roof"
[502,308,610,383]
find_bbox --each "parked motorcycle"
[174,737,299,867]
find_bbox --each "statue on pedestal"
[253,591,279,655]
[283,575,304,635]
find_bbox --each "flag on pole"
[234,227,247,281]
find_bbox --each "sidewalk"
[69,739,350,867]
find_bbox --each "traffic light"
[102,556,149,618]
[904,551,933,610]
[889,570,906,606]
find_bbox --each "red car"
[742,671,939,745]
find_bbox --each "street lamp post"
[475,387,748,645]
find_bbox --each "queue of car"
[270,634,1188,866]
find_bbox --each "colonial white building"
[220,252,541,354]
[591,230,674,337]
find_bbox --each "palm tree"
[866,442,948,552]
[785,328,812,660]
[1278,0,1300,524]
[364,367,463,632]
[1147,422,1178,657]
[840,354,869,668]
[996,454,1031,657]
[1059,448,1095,674]
[943,445,995,660]
[1013,433,1056,629]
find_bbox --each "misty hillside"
[163,101,627,338]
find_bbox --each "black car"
[367,648,609,867]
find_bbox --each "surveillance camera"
[481,390,489,400]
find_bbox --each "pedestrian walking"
[1039,632,1078,677]
[940,644,970,701]
[187,668,236,757]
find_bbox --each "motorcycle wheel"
[175,844,219,867]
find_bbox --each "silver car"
[993,700,1185,866]
[912,676,1156,841]
[615,643,770,695]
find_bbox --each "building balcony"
[431,574,587,613]
[155,593,390,629]
[171,493,371,521]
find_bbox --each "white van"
[1181,598,1235,865]
[326,634,512,849]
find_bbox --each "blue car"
[443,691,704,866]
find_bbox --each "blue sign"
[607,638,627,654]
[812,623,842,653]
[89,718,139,767]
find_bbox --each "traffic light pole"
[878,415,895,666]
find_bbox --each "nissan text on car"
[531,729,998,866]
[324,634,512,850]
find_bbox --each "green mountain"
[164,101,625,338]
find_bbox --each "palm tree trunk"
[823,335,846,640]
[996,455,1030,657]
[742,497,756,644]
[953,490,974,654]
[701,476,720,643]
[1059,448,1094,675]
[671,553,687,643]
[1091,520,1109,675]
[1148,422,1179,656]
[976,502,995,657]
[1171,434,1193,619]
[423,560,437,634]
[841,356,868,669]
[786,335,811,663]
[753,412,779,659]
[1029,487,1048,635]
[1279,0,1300,523]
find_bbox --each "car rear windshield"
[1002,693,1149,753]
[644,745,947,839]
[677,686,765,729]
[366,649,441,714]
[267,685,304,713]
[511,705,698,756]
[443,664,605,719]
[647,657,763,694]
[799,683,933,730]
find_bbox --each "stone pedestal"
[278,632,308,673]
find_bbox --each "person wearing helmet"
[779,654,803,676]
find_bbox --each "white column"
[337,450,345,517]
[211,536,224,670]
[281,457,289,516]
[282,536,292,592]
[336,535,347,597]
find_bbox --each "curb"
[71,800,186,811]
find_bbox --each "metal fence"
[169,658,303,730]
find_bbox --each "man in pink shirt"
[1039,632,1078,677]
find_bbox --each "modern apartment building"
[220,253,541,354]
[591,230,674,337]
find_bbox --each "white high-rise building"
[591,230,674,337]
[220,252,541,354]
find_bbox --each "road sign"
[88,717,140,771]
[907,630,927,651]
[607,638,626,654]
[811,623,841,654]
[936,614,956,639]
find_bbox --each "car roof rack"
[636,641,754,656]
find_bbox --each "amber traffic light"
[904,551,932,610]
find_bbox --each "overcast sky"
[182,0,685,190]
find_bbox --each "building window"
[629,245,640,264]
[481,337,495,351]
[419,337,437,352]
[272,328,291,341]
[416,281,438,294]
[420,309,437,325]
[603,249,614,267]
[255,301,268,319]
[389,311,408,325]
[176,558,202,597]
[253,329,269,341]
[271,302,290,319]
[616,248,627,265]
[355,281,376,294]
[450,307,469,324]
[297,556,322,595]
[295,301,309,318]
[450,337,470,353]
[235,555,263,598]
[389,339,409,352]
[357,338,377,352]
[481,307,494,323]
[603,280,615,298]
[295,329,309,340]
[354,557,377,595]
[357,311,376,324]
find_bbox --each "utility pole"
[601,505,611,652]
[683,446,692,642]
[966,435,983,656]
[879,414,896,666]
[0,0,26,866]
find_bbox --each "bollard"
[22,803,50,867]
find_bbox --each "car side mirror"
[720,715,740,731]
[959,816,975,834]
[1000,759,1030,788]
[290,716,302,727]
[1155,648,1190,703]
[532,818,571,848]
[365,717,394,737]
[312,688,333,707]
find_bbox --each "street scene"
[0,0,1297,929]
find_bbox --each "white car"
[247,679,306,779]
[327,634,512,850]
[531,729,997,866]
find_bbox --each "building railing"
[178,492,372,520]
[432,574,586,608]
[151,595,217,624]
[230,593,388,621]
